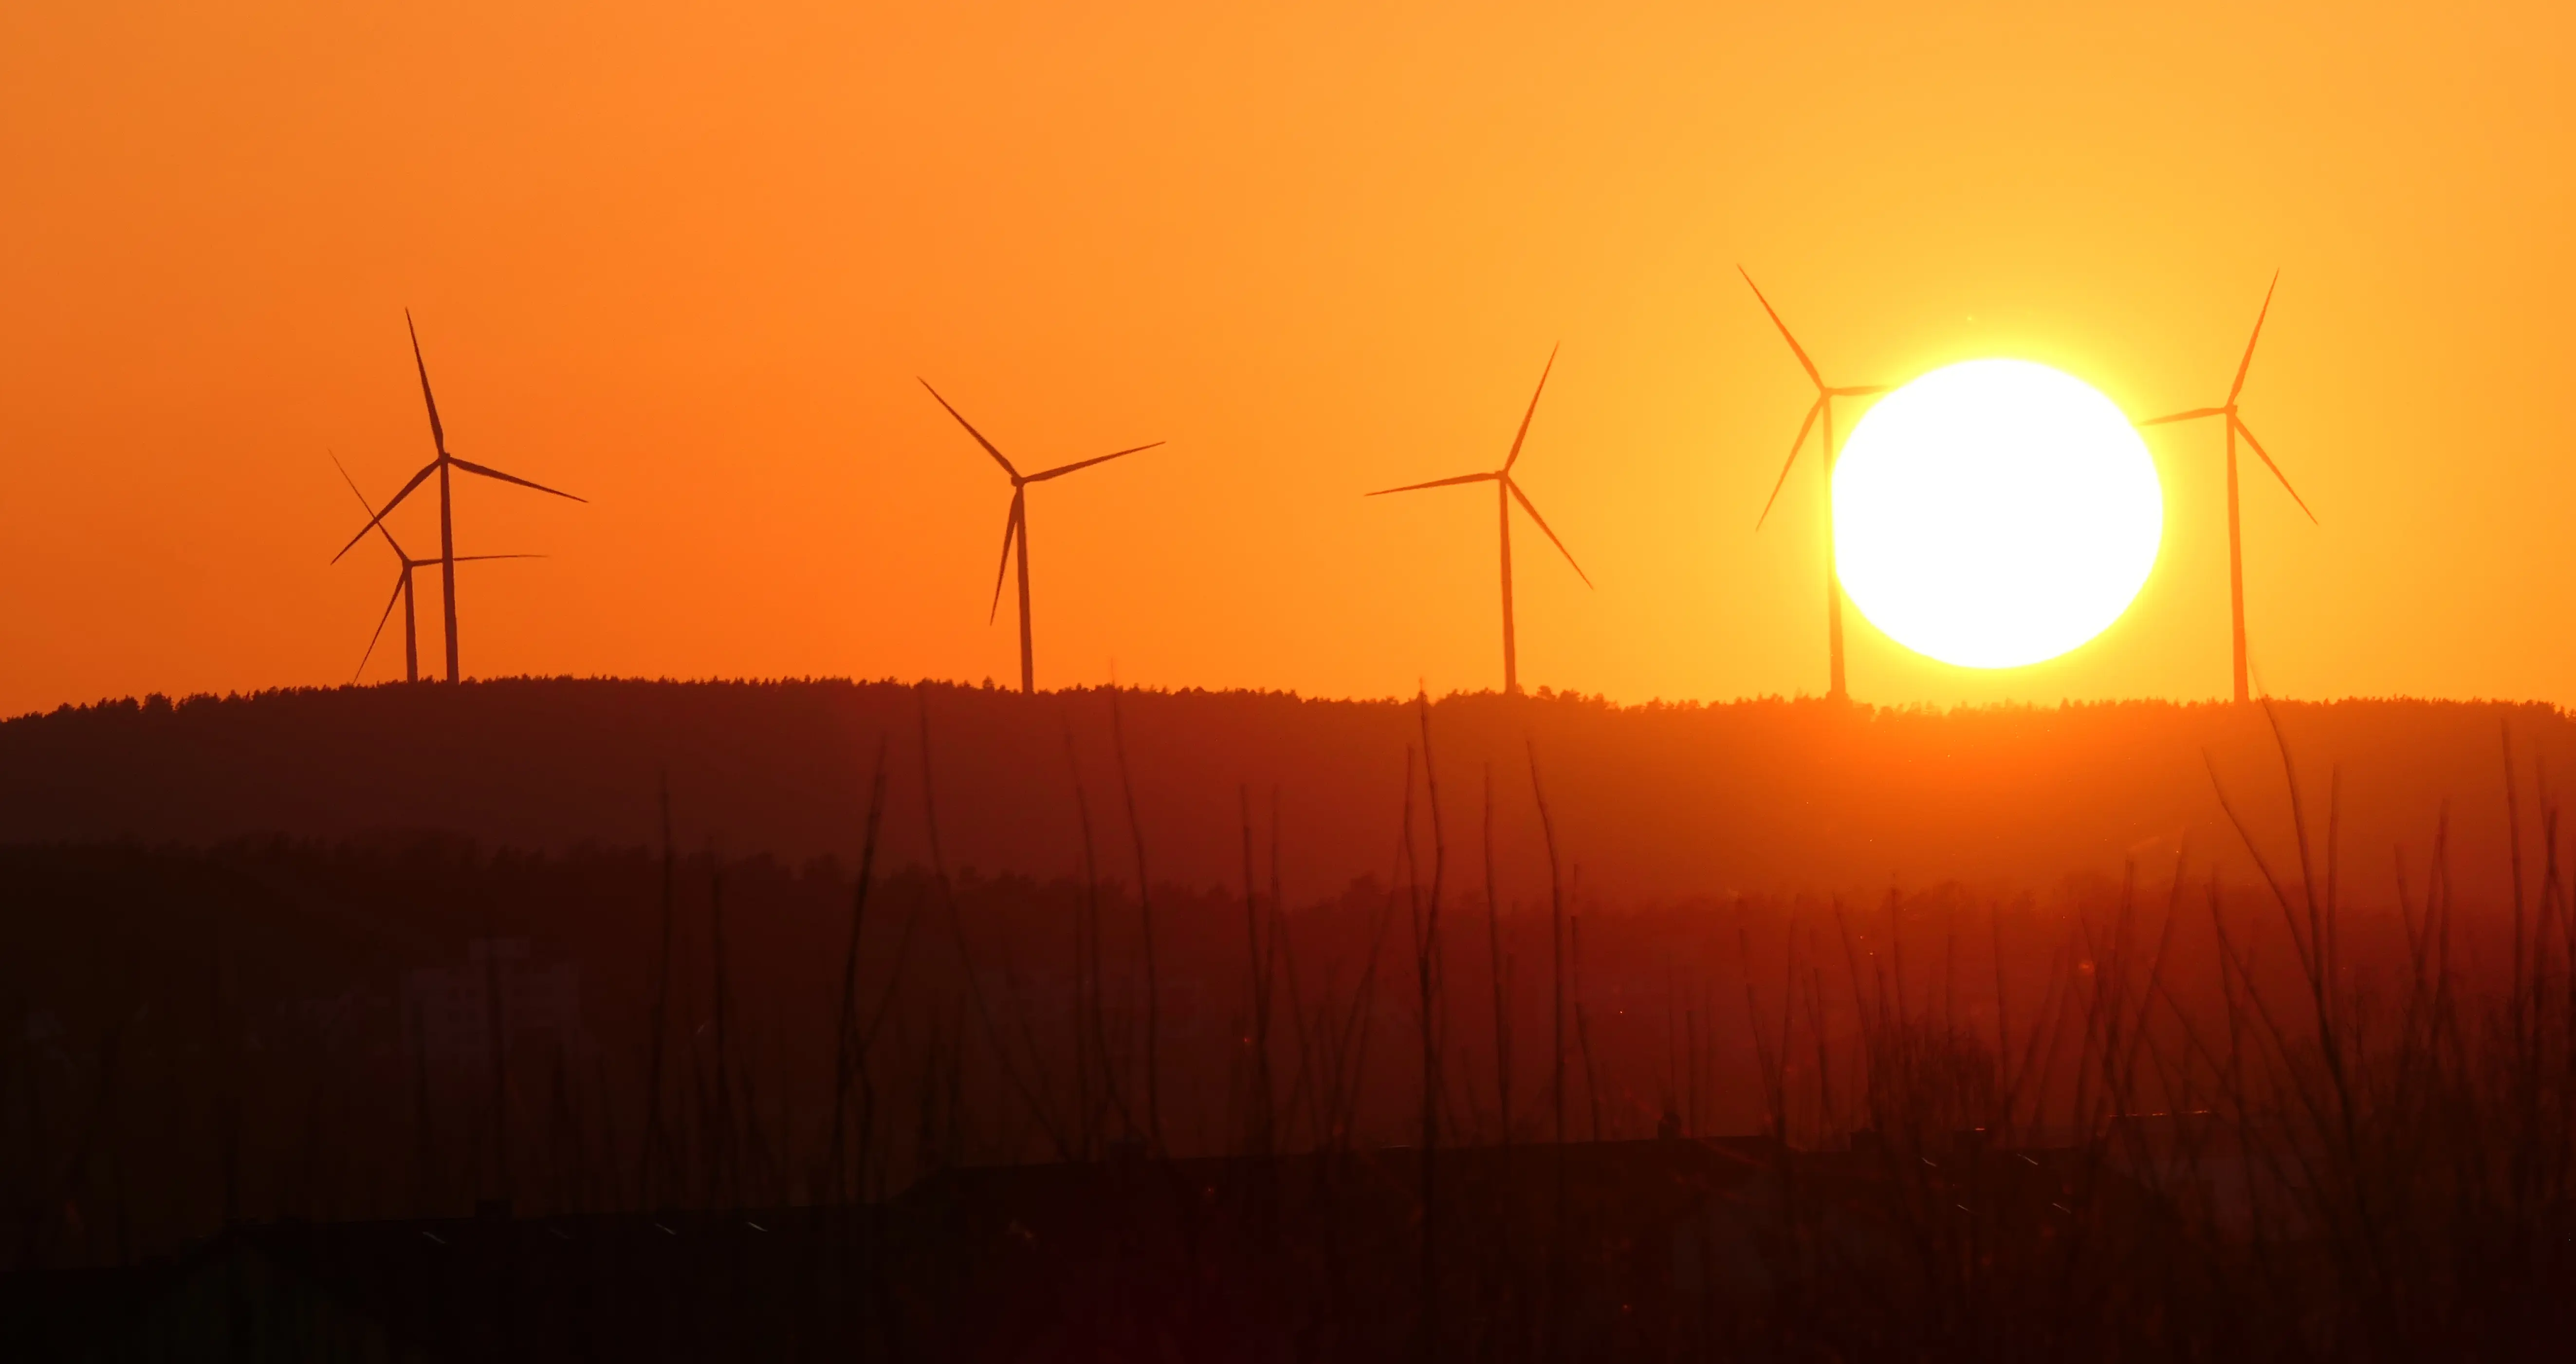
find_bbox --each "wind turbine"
[1741,268,1886,703]
[2137,272,2316,704]
[1366,346,1592,696]
[920,380,1164,695]
[331,455,540,684]
[332,312,585,682]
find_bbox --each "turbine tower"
[332,312,585,682]
[920,380,1163,695]
[1367,346,1591,696]
[332,455,538,683]
[1741,268,1886,703]
[2137,272,2316,703]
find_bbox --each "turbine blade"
[2234,418,2317,523]
[1026,441,1165,482]
[1754,398,1822,531]
[1502,343,1560,473]
[405,309,447,455]
[920,379,1020,480]
[988,493,1023,625]
[2137,407,2228,428]
[1738,267,1824,389]
[1506,478,1592,589]
[356,573,406,682]
[2228,271,2281,405]
[1830,385,1889,397]
[450,457,587,503]
[331,451,407,560]
[1367,471,1501,497]
[450,553,548,562]
[331,462,439,564]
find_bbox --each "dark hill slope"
[2,680,2565,902]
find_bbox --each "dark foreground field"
[6,683,2576,1359]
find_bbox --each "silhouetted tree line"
[6,679,2574,905]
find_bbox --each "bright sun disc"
[1833,359,2162,670]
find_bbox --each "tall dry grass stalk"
[19,697,2576,1359]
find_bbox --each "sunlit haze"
[8,3,2576,711]
[15,9,2576,1348]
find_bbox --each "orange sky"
[6,1,2575,717]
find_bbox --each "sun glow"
[1833,359,2162,670]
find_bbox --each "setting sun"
[16,6,2576,1352]
[1833,359,2162,670]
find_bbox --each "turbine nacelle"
[1740,269,1889,536]
[1364,346,1591,695]
[920,378,1163,693]
[1739,267,1887,702]
[2133,271,2317,703]
[328,313,584,683]
[332,449,543,683]
[2136,271,2315,523]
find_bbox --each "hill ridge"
[5,678,2568,903]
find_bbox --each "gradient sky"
[6,1,2573,717]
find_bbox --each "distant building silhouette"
[400,938,586,1066]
